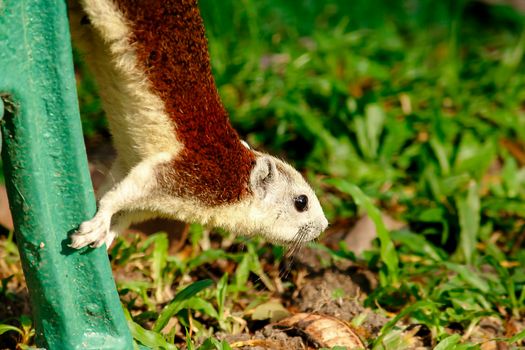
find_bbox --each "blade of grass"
[434,334,461,350]
[217,273,228,322]
[152,233,169,302]
[153,279,214,332]
[124,309,177,350]
[508,328,525,343]
[198,338,233,350]
[183,297,218,319]
[373,300,436,348]
[444,262,489,293]
[391,230,445,262]
[429,137,451,176]
[365,103,385,159]
[234,253,250,290]
[187,250,228,271]
[484,256,519,316]
[327,179,399,285]
[454,181,480,265]
[0,324,22,336]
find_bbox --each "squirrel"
[67,0,328,250]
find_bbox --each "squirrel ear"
[250,156,276,198]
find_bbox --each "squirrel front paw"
[69,213,114,249]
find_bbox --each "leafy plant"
[0,315,35,349]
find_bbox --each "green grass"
[200,0,525,347]
[3,0,525,348]
[202,0,525,256]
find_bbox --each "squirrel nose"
[321,217,329,232]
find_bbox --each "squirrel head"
[241,153,328,245]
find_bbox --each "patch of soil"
[296,268,387,337]
[219,325,305,350]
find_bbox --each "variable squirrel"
[67,0,328,249]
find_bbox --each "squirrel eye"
[294,195,308,212]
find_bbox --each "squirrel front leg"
[70,153,172,249]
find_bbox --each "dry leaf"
[276,313,365,349]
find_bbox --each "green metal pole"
[0,0,133,349]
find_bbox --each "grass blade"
[153,279,214,332]
[434,334,461,350]
[0,324,22,336]
[327,179,399,285]
[373,300,436,348]
[124,309,177,350]
[444,262,489,293]
[217,273,228,321]
[365,103,385,159]
[455,181,480,265]
[508,328,525,343]
[152,233,169,301]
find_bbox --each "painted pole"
[0,0,133,348]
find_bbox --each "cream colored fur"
[68,0,328,250]
[68,0,182,170]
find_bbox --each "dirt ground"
[0,220,521,349]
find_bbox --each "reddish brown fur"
[113,0,255,205]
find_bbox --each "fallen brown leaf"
[276,313,365,349]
